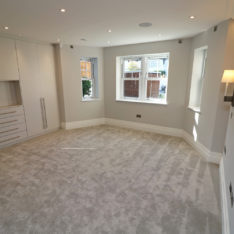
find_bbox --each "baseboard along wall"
[219,158,230,234]
[61,118,222,164]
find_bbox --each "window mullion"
[118,53,169,103]
[142,56,147,101]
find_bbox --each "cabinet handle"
[0,136,20,144]
[40,98,48,129]
[0,111,17,115]
[0,128,18,134]
[0,120,17,125]
[43,98,48,129]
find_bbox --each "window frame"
[188,46,208,112]
[121,56,142,100]
[80,57,98,101]
[117,53,170,104]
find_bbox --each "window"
[116,53,169,104]
[188,46,207,112]
[80,57,98,100]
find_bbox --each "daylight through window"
[116,53,169,104]
[80,57,98,100]
[188,46,207,111]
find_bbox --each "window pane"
[82,80,92,97]
[147,80,160,98]
[124,58,141,78]
[189,48,207,109]
[147,58,168,78]
[124,80,139,98]
[80,61,92,79]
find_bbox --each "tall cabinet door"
[16,41,44,136]
[37,44,60,131]
[0,37,19,81]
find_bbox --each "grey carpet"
[0,125,221,234]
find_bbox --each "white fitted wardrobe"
[0,37,60,148]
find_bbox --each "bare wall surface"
[104,39,191,129]
[211,20,234,153]
[183,20,229,153]
[55,20,232,154]
[58,45,104,122]
[53,45,66,123]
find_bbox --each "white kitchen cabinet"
[0,37,19,81]
[16,41,60,137]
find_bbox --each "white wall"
[56,45,105,123]
[103,39,191,129]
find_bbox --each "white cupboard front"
[0,37,19,81]
[37,44,60,131]
[16,41,60,137]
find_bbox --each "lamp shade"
[221,70,234,83]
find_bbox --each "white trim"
[116,53,169,104]
[81,98,101,102]
[105,118,182,137]
[220,158,230,234]
[61,118,222,164]
[182,131,222,164]
[61,118,106,130]
[116,99,168,105]
[187,106,201,113]
[61,118,182,136]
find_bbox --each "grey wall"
[55,20,232,155]
[221,21,234,234]
[54,45,66,122]
[183,20,229,153]
[104,39,191,129]
[211,20,234,153]
[56,45,105,123]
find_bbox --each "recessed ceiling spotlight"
[139,22,152,28]
[107,29,112,33]
[80,38,87,42]
[60,8,66,13]
[190,15,195,19]
[4,26,9,30]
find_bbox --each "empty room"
[0,0,234,233]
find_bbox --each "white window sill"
[188,106,201,113]
[116,98,168,105]
[82,98,100,102]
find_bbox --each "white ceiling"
[0,0,233,47]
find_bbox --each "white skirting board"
[182,131,222,164]
[61,118,106,130]
[61,118,222,164]
[219,158,230,234]
[105,118,183,137]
